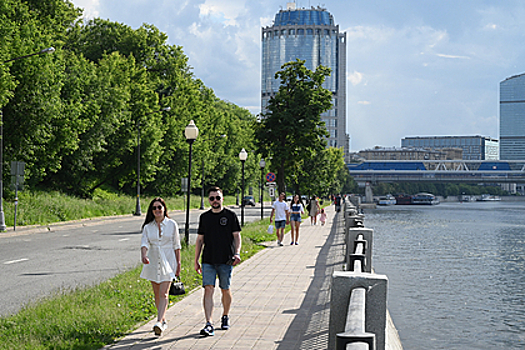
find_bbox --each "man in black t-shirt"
[195,186,241,337]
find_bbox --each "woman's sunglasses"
[152,205,163,210]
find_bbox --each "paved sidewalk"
[104,205,345,350]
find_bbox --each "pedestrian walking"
[195,186,242,337]
[319,208,327,226]
[308,195,320,225]
[334,194,342,212]
[289,194,304,245]
[269,192,290,246]
[140,197,181,336]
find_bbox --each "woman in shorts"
[289,194,304,245]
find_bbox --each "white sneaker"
[153,322,164,336]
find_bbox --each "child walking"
[319,208,327,226]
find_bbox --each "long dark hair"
[142,197,169,229]
[292,194,304,208]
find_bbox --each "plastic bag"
[267,225,274,234]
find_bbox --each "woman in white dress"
[140,197,181,336]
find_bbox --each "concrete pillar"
[365,182,373,203]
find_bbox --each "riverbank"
[437,195,525,202]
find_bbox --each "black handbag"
[169,278,186,296]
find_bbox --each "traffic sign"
[265,181,276,187]
[268,187,275,197]
[266,172,276,182]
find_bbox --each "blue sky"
[70,0,525,151]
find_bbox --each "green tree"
[255,59,332,193]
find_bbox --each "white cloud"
[198,0,247,26]
[70,0,100,19]
[436,53,471,60]
[348,71,364,86]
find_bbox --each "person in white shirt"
[269,192,290,246]
[140,197,181,336]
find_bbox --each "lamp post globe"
[184,120,199,245]
[239,148,248,226]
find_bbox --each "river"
[364,201,525,350]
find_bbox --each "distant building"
[500,73,525,160]
[355,146,462,161]
[261,2,349,161]
[401,136,499,160]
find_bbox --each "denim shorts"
[275,220,286,229]
[202,263,233,290]
[290,213,301,222]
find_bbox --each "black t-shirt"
[198,208,241,264]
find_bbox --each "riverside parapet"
[329,201,403,350]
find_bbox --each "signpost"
[265,172,277,201]
[10,161,25,231]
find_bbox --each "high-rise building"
[500,73,525,160]
[261,2,349,161]
[401,135,499,160]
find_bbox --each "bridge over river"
[347,160,525,185]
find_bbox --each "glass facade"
[500,74,525,160]
[401,136,499,160]
[261,5,348,159]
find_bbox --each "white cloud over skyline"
[71,0,525,151]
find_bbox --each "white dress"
[140,218,181,283]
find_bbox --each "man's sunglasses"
[209,196,222,201]
[152,205,163,210]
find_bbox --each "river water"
[364,201,525,350]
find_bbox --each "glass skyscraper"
[500,73,525,160]
[261,3,348,160]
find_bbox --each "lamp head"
[259,158,266,168]
[239,148,248,161]
[40,47,55,54]
[185,120,199,140]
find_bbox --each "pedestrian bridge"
[347,160,525,184]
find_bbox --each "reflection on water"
[365,201,525,350]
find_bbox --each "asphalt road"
[0,204,271,316]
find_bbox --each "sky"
[70,0,525,151]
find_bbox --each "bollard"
[329,271,388,350]
[345,228,373,272]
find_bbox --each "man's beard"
[212,203,221,209]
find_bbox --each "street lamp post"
[259,158,266,220]
[184,120,199,245]
[239,148,248,226]
[134,107,170,216]
[0,47,55,232]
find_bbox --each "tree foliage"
[255,59,334,194]
[0,1,256,199]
